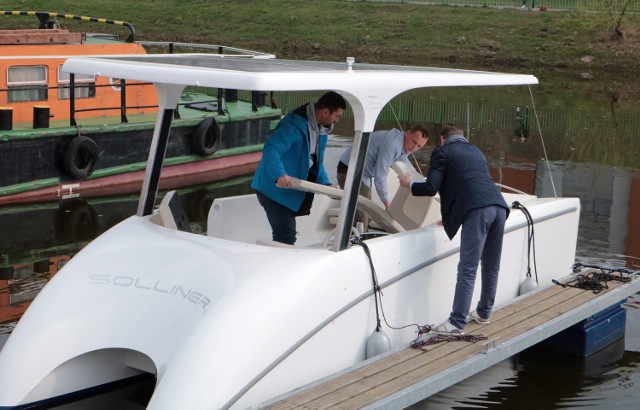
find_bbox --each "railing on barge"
[65,42,276,126]
[0,11,277,129]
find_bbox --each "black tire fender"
[55,199,99,242]
[191,117,221,156]
[63,135,99,179]
[189,188,218,223]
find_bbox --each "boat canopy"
[63,54,537,131]
[62,54,538,251]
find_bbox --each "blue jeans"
[256,191,297,245]
[449,205,507,329]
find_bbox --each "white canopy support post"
[137,83,186,216]
[333,130,369,251]
[332,96,381,252]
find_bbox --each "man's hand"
[398,174,411,188]
[276,174,292,188]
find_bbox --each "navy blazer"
[410,135,509,239]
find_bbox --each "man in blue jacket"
[399,124,509,335]
[252,91,346,245]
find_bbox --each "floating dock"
[260,271,640,409]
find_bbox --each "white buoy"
[365,328,391,359]
[519,276,538,295]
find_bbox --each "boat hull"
[0,192,580,409]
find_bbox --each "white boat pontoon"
[0,55,580,409]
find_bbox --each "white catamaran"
[0,54,580,409]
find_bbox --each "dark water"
[2,116,640,408]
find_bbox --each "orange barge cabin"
[0,11,281,205]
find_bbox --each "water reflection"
[421,297,640,409]
[413,339,640,410]
[0,176,254,347]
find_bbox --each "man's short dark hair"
[440,123,464,140]
[316,91,347,112]
[408,124,429,139]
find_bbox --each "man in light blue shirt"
[337,125,428,227]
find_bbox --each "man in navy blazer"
[399,124,509,335]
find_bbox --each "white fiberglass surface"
[0,189,579,408]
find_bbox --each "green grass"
[1,1,639,110]
[357,0,640,13]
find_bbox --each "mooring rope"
[511,201,539,285]
[351,236,425,332]
[350,236,488,349]
[553,263,635,294]
[350,236,384,332]
[410,331,488,352]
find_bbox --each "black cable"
[555,264,635,294]
[351,236,383,331]
[410,333,488,351]
[512,201,539,285]
[572,262,633,275]
[350,236,489,345]
[350,236,422,332]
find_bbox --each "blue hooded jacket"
[251,105,330,211]
[410,134,509,239]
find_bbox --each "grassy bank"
[1,1,639,108]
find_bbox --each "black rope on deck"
[552,263,635,294]
[410,332,488,352]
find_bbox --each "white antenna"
[346,56,355,72]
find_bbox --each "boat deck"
[260,271,640,409]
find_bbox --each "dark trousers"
[256,191,297,245]
[449,205,507,329]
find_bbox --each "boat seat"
[158,190,192,233]
[386,161,441,230]
[326,207,339,225]
[288,178,404,233]
[208,194,271,242]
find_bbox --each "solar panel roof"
[63,54,538,131]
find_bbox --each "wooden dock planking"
[268,283,582,409]
[263,273,639,409]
